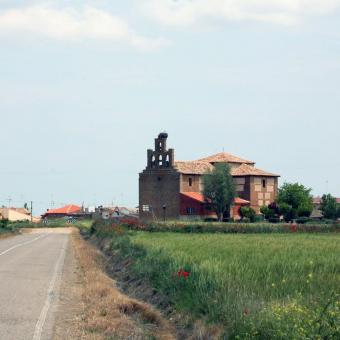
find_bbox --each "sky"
[0,0,339,215]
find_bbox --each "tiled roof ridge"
[196,152,255,164]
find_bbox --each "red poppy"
[177,268,190,279]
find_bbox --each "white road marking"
[0,234,47,257]
[32,237,68,340]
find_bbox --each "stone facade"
[139,133,280,221]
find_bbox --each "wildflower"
[177,268,190,279]
[307,273,313,279]
[282,279,286,284]
[272,283,276,288]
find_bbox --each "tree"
[277,202,293,222]
[203,163,235,221]
[320,194,338,220]
[239,206,256,222]
[277,183,313,219]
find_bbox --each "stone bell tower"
[139,132,180,221]
[147,132,174,169]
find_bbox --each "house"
[0,207,36,222]
[42,205,82,219]
[139,133,280,221]
[95,206,138,220]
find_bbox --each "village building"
[139,133,280,221]
[41,204,83,219]
[0,207,40,223]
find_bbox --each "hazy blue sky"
[0,0,339,215]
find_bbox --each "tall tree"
[277,183,313,219]
[203,163,235,221]
[320,194,338,220]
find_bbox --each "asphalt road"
[0,229,70,340]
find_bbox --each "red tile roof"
[175,161,214,175]
[181,192,250,205]
[181,192,206,203]
[196,152,255,164]
[45,205,81,215]
[231,163,279,177]
[313,196,340,204]
[234,197,250,205]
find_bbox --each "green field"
[108,231,340,338]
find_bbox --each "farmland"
[104,229,340,339]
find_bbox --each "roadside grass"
[0,221,18,238]
[98,227,340,339]
[0,227,17,239]
[71,230,176,339]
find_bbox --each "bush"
[239,207,256,222]
[0,219,9,228]
[296,217,310,224]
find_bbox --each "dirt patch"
[54,229,176,339]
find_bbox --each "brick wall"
[139,169,181,221]
[180,174,202,192]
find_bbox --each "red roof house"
[180,192,250,220]
[42,205,82,218]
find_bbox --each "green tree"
[277,183,313,219]
[320,194,338,220]
[239,206,256,222]
[203,163,235,221]
[278,202,293,222]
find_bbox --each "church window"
[189,177,193,187]
[262,179,266,188]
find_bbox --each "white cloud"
[142,0,340,27]
[0,5,167,50]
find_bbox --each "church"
[139,133,279,221]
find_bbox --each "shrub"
[0,219,9,228]
[240,207,256,222]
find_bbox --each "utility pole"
[30,201,33,222]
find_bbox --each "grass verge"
[70,229,176,339]
[0,225,18,239]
